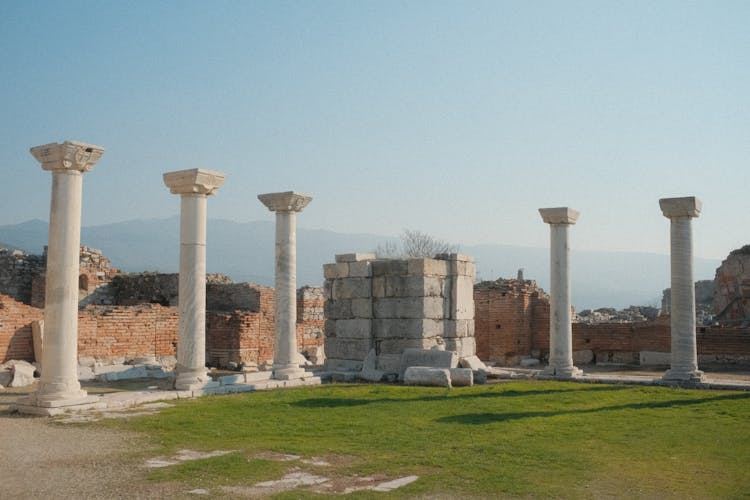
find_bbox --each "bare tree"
[375,229,459,259]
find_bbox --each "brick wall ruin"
[0,294,44,363]
[323,253,475,373]
[474,278,549,365]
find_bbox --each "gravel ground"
[0,384,182,499]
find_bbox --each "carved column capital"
[659,197,702,219]
[163,169,225,196]
[30,141,105,172]
[539,207,580,225]
[258,191,313,213]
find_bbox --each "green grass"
[110,381,750,498]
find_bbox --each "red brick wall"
[0,294,43,363]
[78,304,178,360]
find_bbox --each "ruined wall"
[0,249,45,305]
[107,272,233,307]
[714,245,750,325]
[0,294,44,363]
[297,286,324,355]
[78,304,178,361]
[323,253,475,372]
[474,279,549,364]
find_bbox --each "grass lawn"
[109,381,750,498]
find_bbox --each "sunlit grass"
[111,381,750,498]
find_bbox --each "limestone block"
[595,351,637,365]
[360,349,385,382]
[333,278,371,299]
[372,318,443,339]
[323,263,349,279]
[335,319,372,339]
[372,260,408,276]
[336,253,376,263]
[351,298,372,318]
[380,338,444,356]
[407,258,448,276]
[386,275,446,297]
[520,357,540,368]
[10,361,37,387]
[444,337,476,358]
[450,368,474,387]
[324,358,364,371]
[349,261,372,278]
[323,280,333,300]
[639,351,671,366]
[443,319,475,338]
[572,350,594,365]
[0,370,11,387]
[459,355,488,371]
[325,299,352,319]
[403,366,451,387]
[450,275,475,320]
[373,297,446,319]
[399,348,458,379]
[78,365,96,381]
[372,276,386,298]
[375,353,402,373]
[324,338,371,360]
[324,319,336,337]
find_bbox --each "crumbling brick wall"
[323,253,476,372]
[0,294,44,363]
[77,304,178,361]
[474,279,549,364]
[714,245,750,325]
[0,249,45,305]
[297,285,324,354]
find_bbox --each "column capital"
[163,168,225,196]
[258,191,312,213]
[539,207,580,225]
[30,141,104,172]
[659,197,702,219]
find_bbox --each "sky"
[1,0,748,260]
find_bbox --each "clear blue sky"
[1,0,747,260]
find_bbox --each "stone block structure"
[0,248,45,305]
[323,253,476,374]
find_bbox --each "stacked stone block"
[323,253,476,372]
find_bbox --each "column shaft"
[174,193,213,390]
[273,210,300,376]
[37,170,87,401]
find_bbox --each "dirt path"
[0,385,181,499]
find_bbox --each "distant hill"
[0,218,721,310]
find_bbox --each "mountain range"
[0,218,722,310]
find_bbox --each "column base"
[174,367,219,391]
[273,364,313,381]
[542,365,583,378]
[15,391,100,416]
[662,368,704,383]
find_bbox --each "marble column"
[22,141,104,411]
[164,169,225,390]
[539,207,582,378]
[258,191,313,380]
[660,197,704,382]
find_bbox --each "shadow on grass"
[292,385,632,408]
[435,392,750,425]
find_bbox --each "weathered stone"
[385,275,446,298]
[325,299,352,319]
[333,278,371,299]
[348,261,372,278]
[450,276,475,320]
[449,367,473,387]
[351,298,372,318]
[639,351,671,366]
[444,319,474,338]
[335,253,376,263]
[444,337,475,358]
[459,355,487,371]
[10,361,37,387]
[324,358,363,371]
[360,349,386,382]
[520,358,540,367]
[335,319,372,339]
[572,349,594,365]
[372,276,386,298]
[323,263,349,280]
[372,319,443,339]
[379,338,443,355]
[373,297,446,319]
[324,338,371,360]
[399,348,458,379]
[371,260,408,276]
[403,366,451,387]
[32,319,44,367]
[407,258,448,276]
